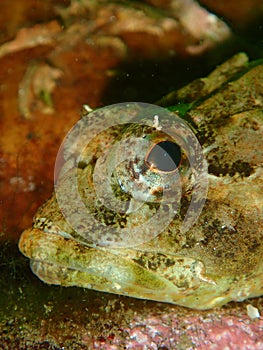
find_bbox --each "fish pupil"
[146,141,181,172]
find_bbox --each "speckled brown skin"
[19,53,263,309]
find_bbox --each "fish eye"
[145,141,182,173]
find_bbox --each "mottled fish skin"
[19,53,263,309]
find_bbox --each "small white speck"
[113,283,121,290]
[247,304,260,319]
[82,104,93,113]
[226,319,234,326]
[207,13,218,25]
[153,115,162,130]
